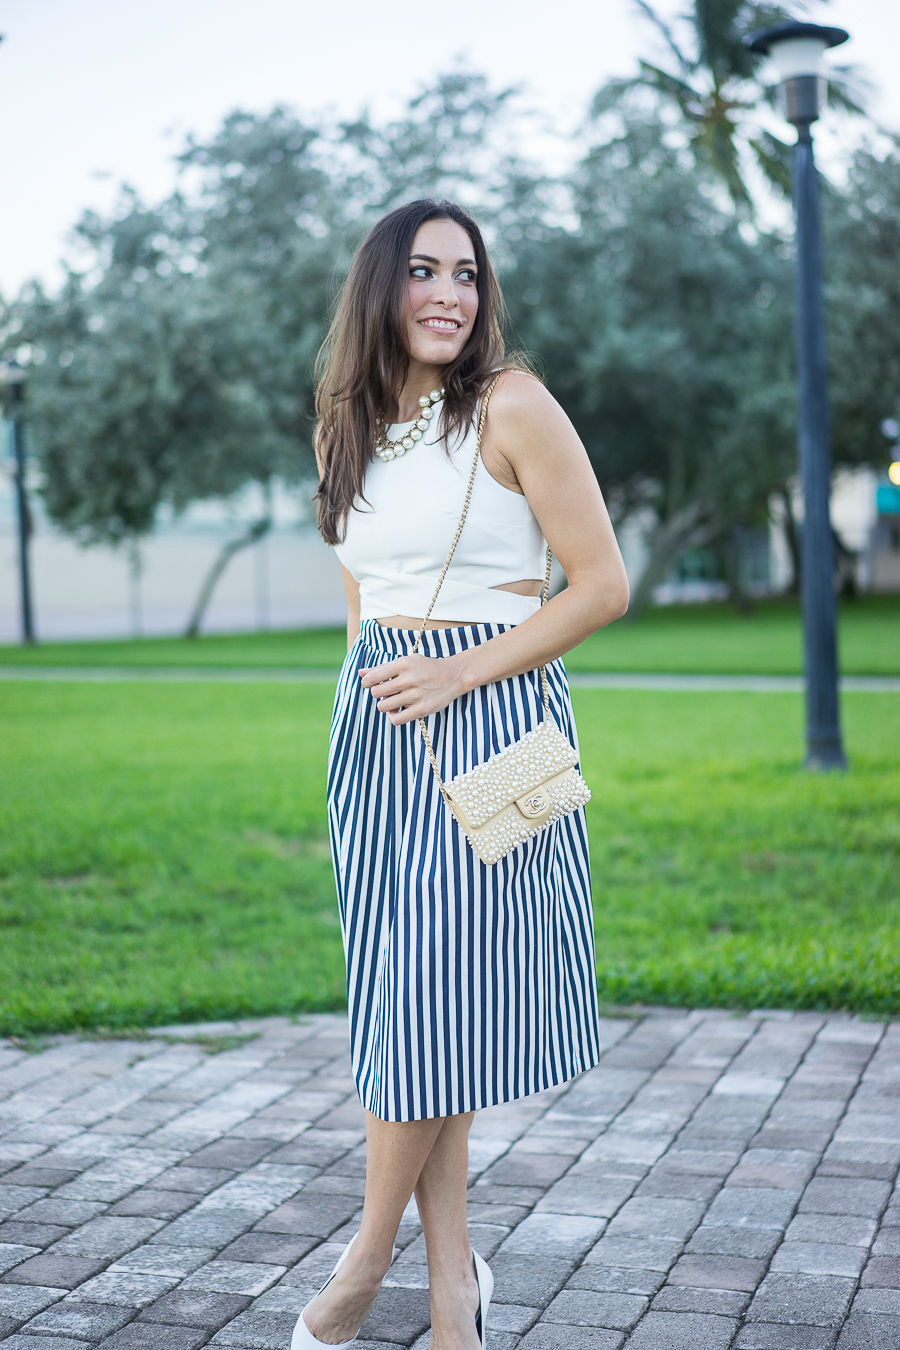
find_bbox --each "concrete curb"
[1,666,898,691]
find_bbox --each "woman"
[295,199,629,1350]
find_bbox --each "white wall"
[0,475,347,643]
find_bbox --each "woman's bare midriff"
[376,579,541,629]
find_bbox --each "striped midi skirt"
[327,619,601,1122]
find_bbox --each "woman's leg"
[303,1111,444,1344]
[415,1112,481,1350]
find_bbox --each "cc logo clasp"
[519,790,549,819]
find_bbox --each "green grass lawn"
[570,594,899,676]
[1,594,897,675]
[0,627,348,670]
[1,680,897,1033]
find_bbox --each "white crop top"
[334,397,547,624]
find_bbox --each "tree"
[824,140,900,466]
[169,109,353,632]
[505,112,797,611]
[597,0,866,212]
[8,197,292,633]
[7,121,343,632]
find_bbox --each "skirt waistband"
[357,617,514,661]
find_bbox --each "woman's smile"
[419,316,464,333]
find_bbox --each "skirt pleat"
[327,619,601,1122]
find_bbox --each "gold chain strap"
[411,375,553,798]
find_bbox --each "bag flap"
[445,721,577,829]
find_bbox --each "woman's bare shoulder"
[486,370,570,438]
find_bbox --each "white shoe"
[473,1249,493,1347]
[291,1235,359,1350]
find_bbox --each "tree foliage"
[596,0,868,212]
[823,139,900,463]
[504,111,798,605]
[3,77,538,547]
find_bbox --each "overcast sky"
[0,0,897,298]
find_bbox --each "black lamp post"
[2,360,36,644]
[747,21,848,770]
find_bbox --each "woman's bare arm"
[315,428,363,653]
[342,564,361,651]
[360,374,629,725]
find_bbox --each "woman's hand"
[359,655,466,726]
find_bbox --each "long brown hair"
[314,199,513,545]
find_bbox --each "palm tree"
[596,0,866,214]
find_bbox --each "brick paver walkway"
[1,1010,898,1350]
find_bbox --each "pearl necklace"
[374,387,444,462]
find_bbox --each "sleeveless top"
[333,397,548,624]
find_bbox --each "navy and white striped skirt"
[327,619,601,1122]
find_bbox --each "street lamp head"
[1,361,28,411]
[746,22,849,128]
[1,360,28,388]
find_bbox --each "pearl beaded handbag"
[411,377,591,866]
